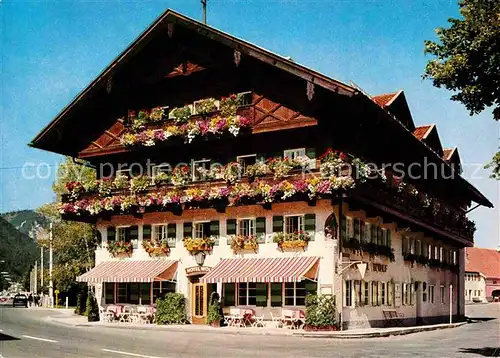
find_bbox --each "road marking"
[101,349,164,358]
[21,335,58,343]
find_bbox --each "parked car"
[12,294,28,308]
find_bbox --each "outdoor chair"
[268,310,283,328]
[228,308,245,327]
[118,306,134,323]
[99,307,115,323]
[251,313,265,328]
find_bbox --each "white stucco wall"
[464,272,487,303]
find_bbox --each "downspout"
[337,191,344,330]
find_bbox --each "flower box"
[278,240,308,250]
[231,236,259,253]
[142,239,170,257]
[107,241,133,257]
[184,237,216,254]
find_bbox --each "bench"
[382,309,404,327]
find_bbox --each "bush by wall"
[86,292,100,322]
[305,294,337,329]
[156,293,188,325]
[206,292,222,326]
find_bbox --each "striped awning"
[201,256,319,284]
[76,259,178,283]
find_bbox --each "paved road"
[0,304,499,358]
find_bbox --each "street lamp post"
[49,222,54,308]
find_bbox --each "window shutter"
[364,223,371,244]
[377,227,383,246]
[370,224,376,243]
[272,216,283,233]
[353,218,360,239]
[183,222,192,238]
[129,225,139,248]
[346,217,354,239]
[360,221,365,243]
[210,220,220,245]
[340,215,347,243]
[226,219,237,236]
[388,282,393,306]
[402,236,407,254]
[107,227,116,242]
[167,224,176,247]
[142,225,151,241]
[256,217,266,243]
[304,214,316,241]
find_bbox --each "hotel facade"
[30,10,492,329]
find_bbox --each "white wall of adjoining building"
[464,272,487,303]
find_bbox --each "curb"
[293,322,467,339]
[49,316,466,339]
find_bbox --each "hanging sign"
[185,266,211,276]
[371,263,387,272]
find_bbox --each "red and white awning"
[77,260,178,283]
[201,256,319,284]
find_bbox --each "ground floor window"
[344,280,353,307]
[429,285,435,304]
[441,286,446,304]
[222,280,316,307]
[104,281,175,305]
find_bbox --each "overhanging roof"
[29,9,356,155]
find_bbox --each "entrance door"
[191,283,207,324]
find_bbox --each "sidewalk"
[49,314,467,339]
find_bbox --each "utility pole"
[49,222,54,308]
[34,260,37,294]
[40,247,44,289]
[201,0,207,24]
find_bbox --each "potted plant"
[170,106,192,123]
[107,241,133,257]
[230,235,259,253]
[130,176,151,194]
[206,292,222,327]
[142,239,170,256]
[183,237,215,254]
[194,98,217,115]
[273,231,310,251]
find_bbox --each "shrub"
[206,292,221,325]
[156,293,188,325]
[305,294,337,328]
[86,293,100,322]
[74,288,87,316]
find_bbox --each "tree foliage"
[423,0,500,178]
[35,158,98,295]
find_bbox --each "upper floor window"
[285,215,303,234]
[193,222,210,238]
[116,226,138,248]
[238,218,256,236]
[116,168,132,178]
[152,164,171,178]
[239,91,253,106]
[237,154,257,174]
[192,159,211,182]
[284,148,306,160]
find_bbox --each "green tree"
[423,0,500,177]
[36,158,98,301]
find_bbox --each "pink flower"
[316,180,332,194]
[197,120,210,135]
[237,116,250,127]
[293,180,308,193]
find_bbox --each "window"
[439,247,443,262]
[285,280,316,306]
[344,280,353,307]
[435,246,439,260]
[116,226,138,248]
[363,281,370,306]
[105,283,114,304]
[140,283,151,305]
[194,222,210,239]
[116,168,131,178]
[223,283,235,307]
[152,164,171,178]
[153,224,176,246]
[152,281,176,304]
[441,286,446,304]
[346,217,354,239]
[354,219,364,241]
[238,283,264,306]
[117,283,127,303]
[452,250,457,265]
[192,159,211,181]
[415,239,420,255]
[237,155,257,175]
[364,223,371,244]
[283,148,306,160]
[381,282,386,305]
[285,215,304,234]
[153,225,168,241]
[429,285,435,304]
[238,218,256,237]
[239,91,253,106]
[115,283,152,305]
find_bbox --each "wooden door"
[191,283,207,324]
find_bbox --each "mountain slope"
[1,210,49,238]
[0,216,38,279]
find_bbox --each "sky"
[0,0,498,248]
